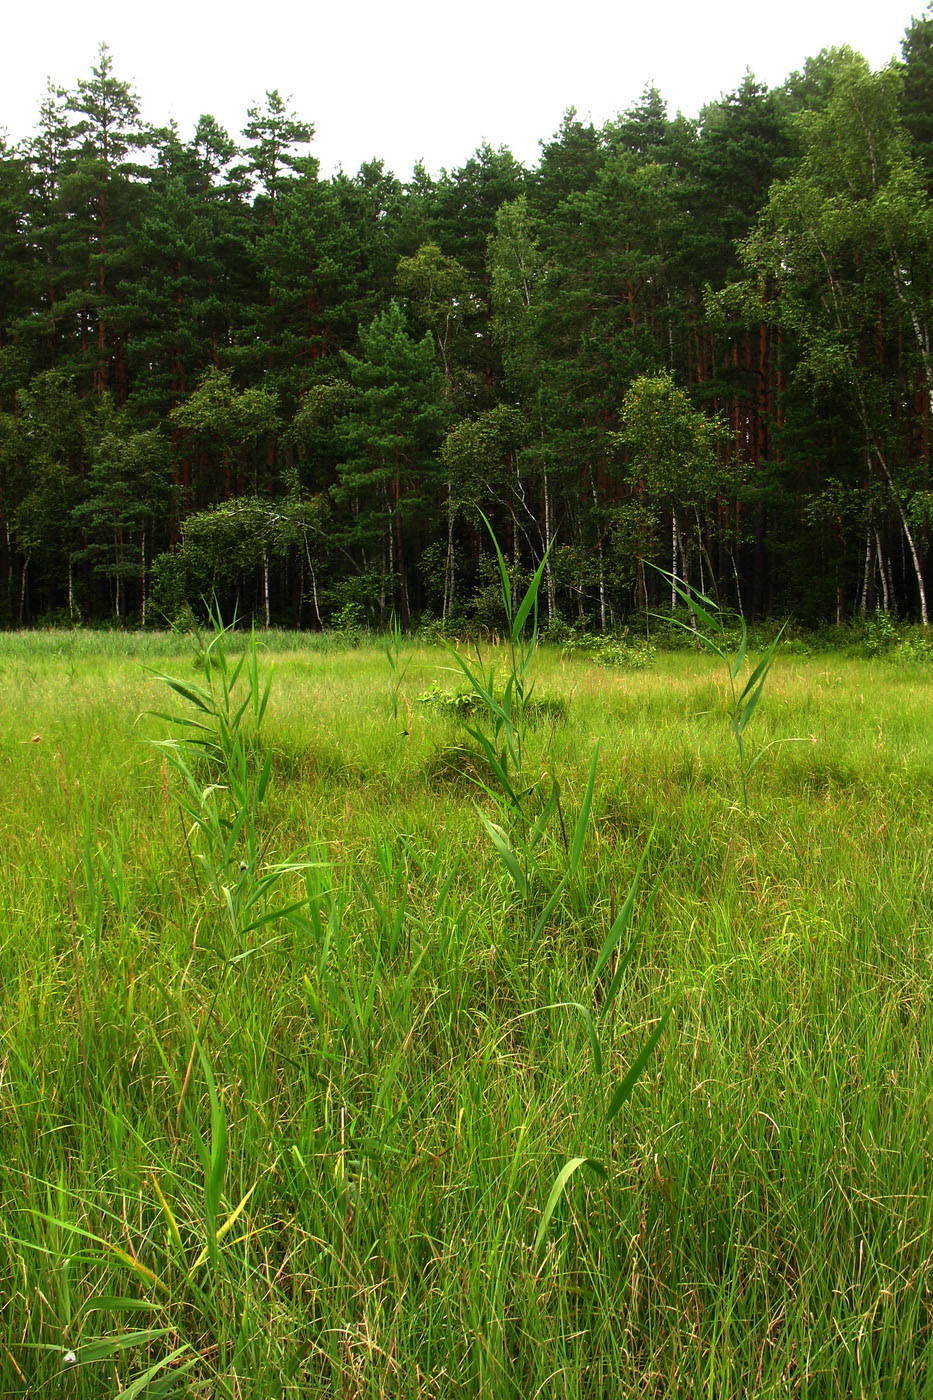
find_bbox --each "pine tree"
[0,138,32,407]
[57,45,152,397]
[16,84,74,375]
[900,7,933,184]
[238,90,314,226]
[333,301,447,627]
[122,120,248,427]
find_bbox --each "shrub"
[561,628,656,671]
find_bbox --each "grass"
[0,630,931,1397]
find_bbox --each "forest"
[1,18,933,631]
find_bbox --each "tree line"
[1,22,932,630]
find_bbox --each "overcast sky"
[3,0,926,178]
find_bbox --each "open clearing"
[1,631,932,1397]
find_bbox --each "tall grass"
[0,628,931,1396]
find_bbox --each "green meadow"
[1,626,932,1398]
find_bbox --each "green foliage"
[396,241,476,379]
[561,627,656,670]
[860,611,933,662]
[443,515,552,813]
[170,367,279,474]
[239,89,314,206]
[734,51,933,623]
[74,421,174,620]
[532,838,674,1258]
[152,495,328,626]
[149,551,191,626]
[331,599,366,643]
[618,370,726,505]
[417,678,568,724]
[440,403,527,516]
[417,681,484,715]
[332,300,448,628]
[861,608,901,655]
[383,612,410,732]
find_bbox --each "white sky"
[3,0,926,178]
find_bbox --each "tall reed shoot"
[446,520,671,1250]
[149,609,309,962]
[656,569,792,811]
[383,611,411,736]
[444,514,551,828]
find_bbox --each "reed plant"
[655,569,796,811]
[445,521,670,1254]
[149,609,313,965]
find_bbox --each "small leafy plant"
[331,600,365,644]
[417,681,483,716]
[418,681,568,725]
[561,628,656,671]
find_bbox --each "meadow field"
[1,625,931,1398]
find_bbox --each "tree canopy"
[0,33,930,628]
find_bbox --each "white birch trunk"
[542,464,555,623]
[860,529,871,615]
[873,447,929,625]
[695,508,706,595]
[443,488,455,621]
[875,530,891,614]
[19,553,29,625]
[589,467,607,630]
